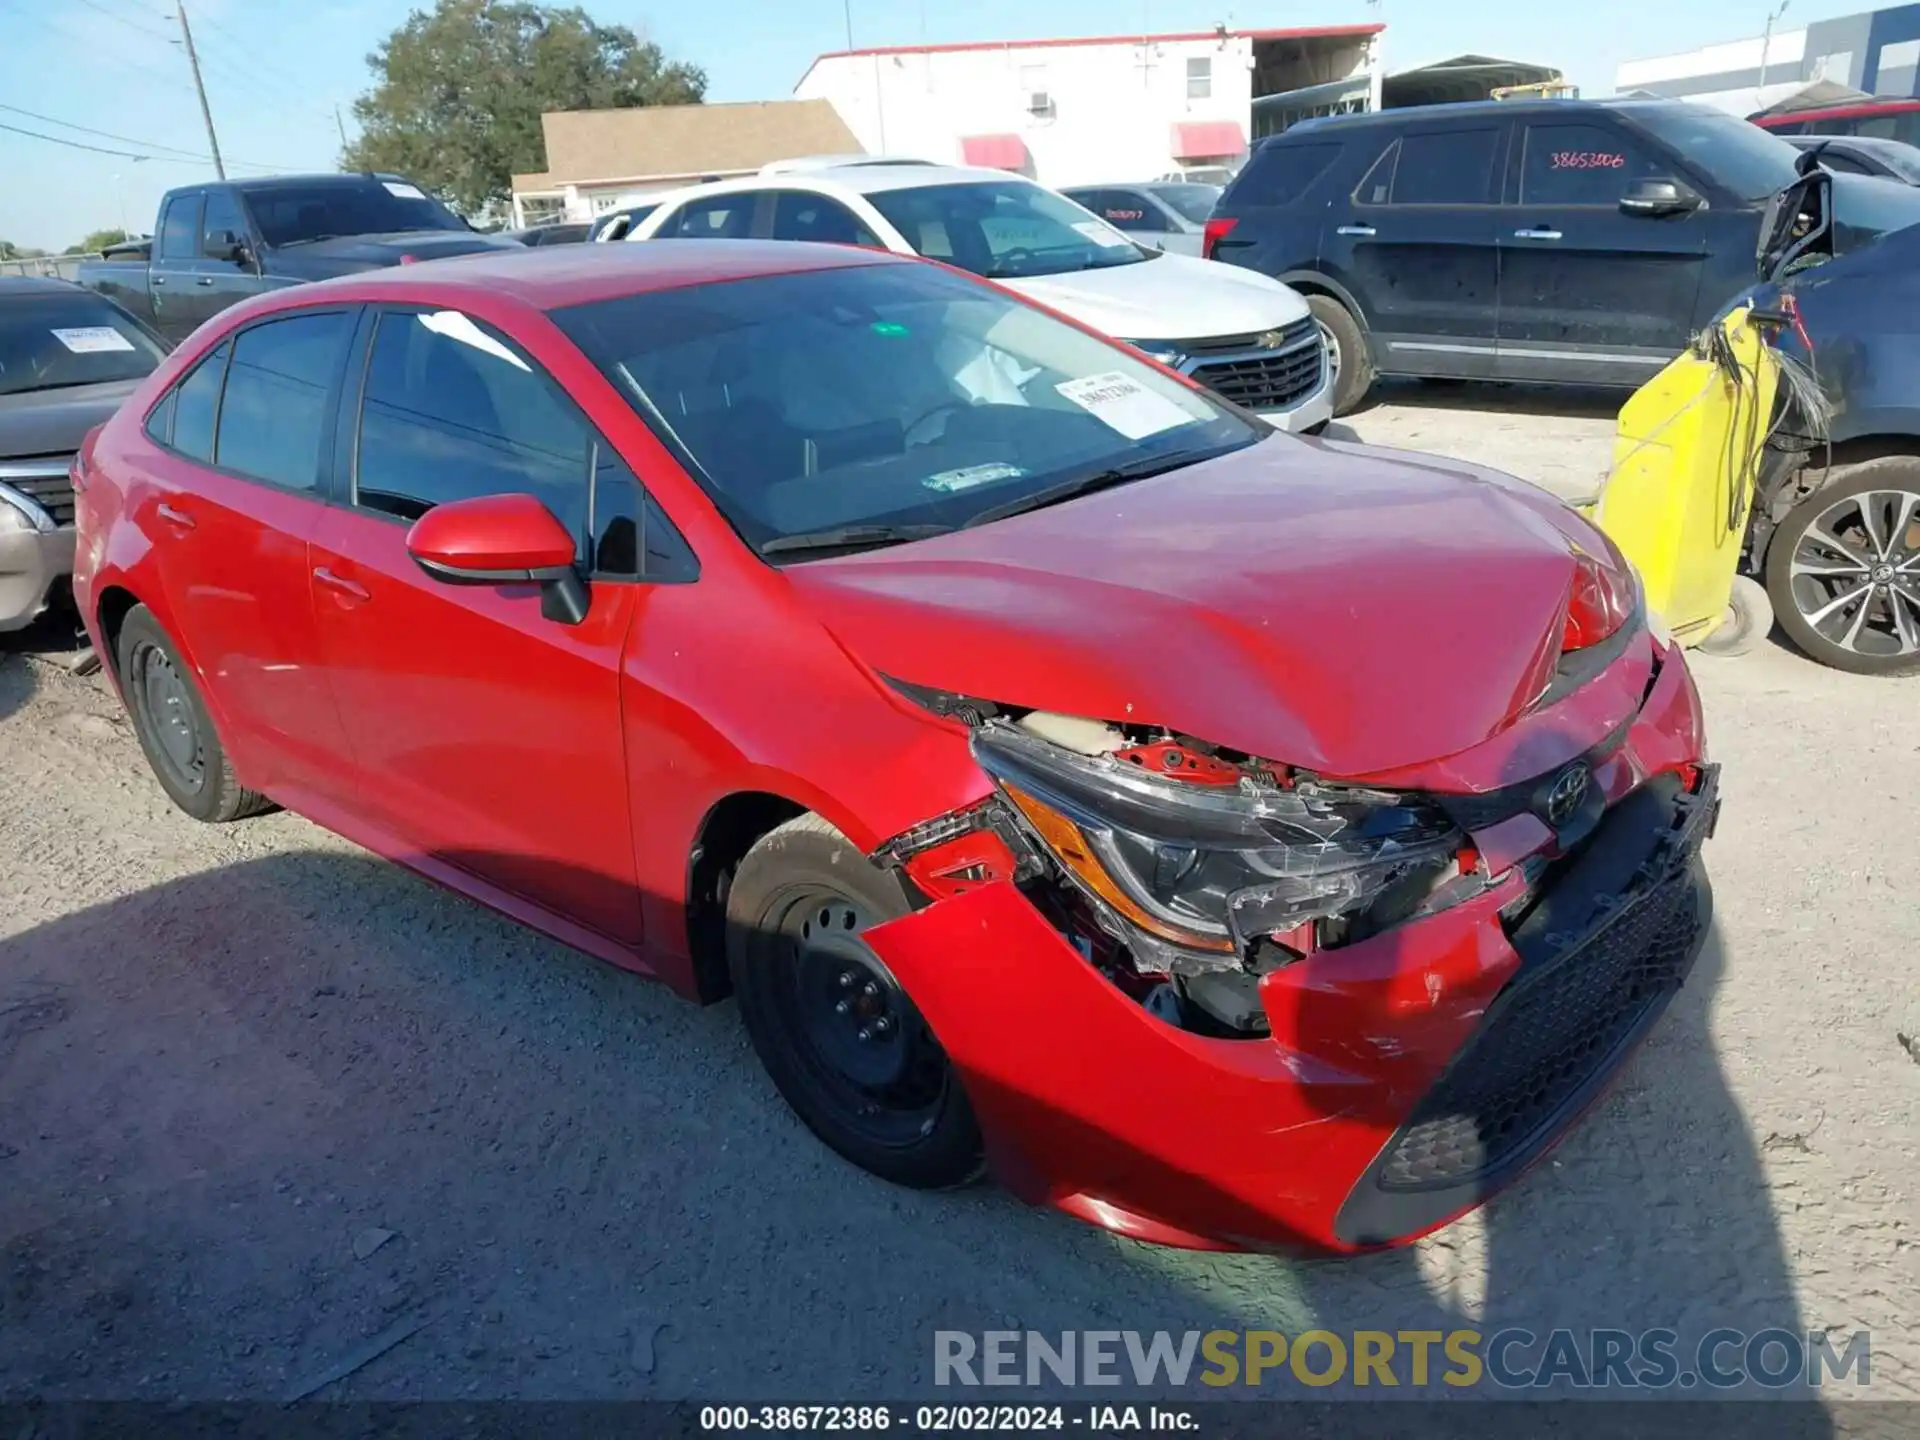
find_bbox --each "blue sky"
[0,0,1859,251]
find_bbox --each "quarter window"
[1520,123,1661,205]
[168,340,230,462]
[158,195,203,261]
[1386,129,1502,205]
[353,308,591,543]
[213,311,353,491]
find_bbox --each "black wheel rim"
[134,642,206,793]
[761,887,951,1149]
[1788,488,1920,659]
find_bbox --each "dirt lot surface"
[2,390,1915,1409]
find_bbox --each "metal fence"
[0,254,99,281]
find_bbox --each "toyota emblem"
[1544,764,1590,827]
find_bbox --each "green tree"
[0,240,48,261]
[64,228,132,256]
[344,0,705,215]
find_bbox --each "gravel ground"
[1,393,1915,1409]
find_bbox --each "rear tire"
[1307,293,1374,417]
[726,814,985,1190]
[115,605,274,823]
[1765,458,1920,676]
[1697,575,1774,657]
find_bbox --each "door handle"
[1336,224,1377,237]
[1513,227,1564,240]
[195,277,215,287]
[155,501,195,531]
[312,566,371,602]
[151,275,166,286]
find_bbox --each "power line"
[0,117,205,163]
[0,101,295,170]
[0,101,222,163]
[69,0,175,43]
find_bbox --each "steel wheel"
[132,641,206,794]
[760,887,953,1149]
[1783,487,1920,662]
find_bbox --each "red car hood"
[785,436,1609,779]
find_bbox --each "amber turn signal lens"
[1001,782,1236,955]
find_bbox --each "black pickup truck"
[75,173,520,343]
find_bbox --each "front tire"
[115,605,274,822]
[727,814,984,1189]
[1766,458,1920,676]
[1307,293,1375,417]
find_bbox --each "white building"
[792,24,1385,187]
[1617,5,1920,116]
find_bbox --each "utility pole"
[842,0,853,50]
[175,1,226,180]
[334,104,349,151]
[1758,1,1791,103]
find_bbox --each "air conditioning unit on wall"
[1028,91,1056,118]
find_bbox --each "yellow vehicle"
[1582,304,1786,656]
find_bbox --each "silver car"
[1059,182,1223,256]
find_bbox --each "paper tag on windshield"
[51,326,135,355]
[1071,220,1125,246]
[383,181,428,200]
[1055,372,1192,440]
[923,463,1027,494]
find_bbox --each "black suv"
[1207,98,1920,413]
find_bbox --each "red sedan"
[70,241,1717,1253]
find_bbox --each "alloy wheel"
[1785,487,1920,660]
[1316,319,1341,385]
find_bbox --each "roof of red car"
[324,239,904,311]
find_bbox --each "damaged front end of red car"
[852,581,1718,1255]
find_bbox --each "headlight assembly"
[1127,340,1189,369]
[970,721,1462,962]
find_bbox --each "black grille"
[1190,334,1324,412]
[2,460,75,526]
[1376,858,1705,1191]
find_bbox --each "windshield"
[0,292,165,397]
[243,179,468,247]
[1630,107,1802,201]
[867,181,1148,279]
[555,260,1258,558]
[1149,183,1222,225]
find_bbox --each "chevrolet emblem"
[1256,329,1288,349]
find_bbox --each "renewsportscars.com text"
[933,1328,1872,1391]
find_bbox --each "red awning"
[959,133,1031,171]
[1171,120,1247,160]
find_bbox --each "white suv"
[627,163,1332,433]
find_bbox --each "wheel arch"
[1279,270,1370,330]
[1755,434,1920,570]
[683,789,810,1004]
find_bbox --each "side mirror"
[211,229,252,266]
[405,493,590,624]
[1620,178,1702,218]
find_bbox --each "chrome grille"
[0,456,75,527]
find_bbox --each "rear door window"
[1519,123,1663,206]
[1230,141,1342,205]
[157,195,204,261]
[769,193,881,246]
[660,194,761,239]
[1384,128,1503,205]
[213,311,353,491]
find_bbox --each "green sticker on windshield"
[871,320,910,337]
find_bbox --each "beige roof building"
[511,98,862,226]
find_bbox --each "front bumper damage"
[861,639,1715,1253]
